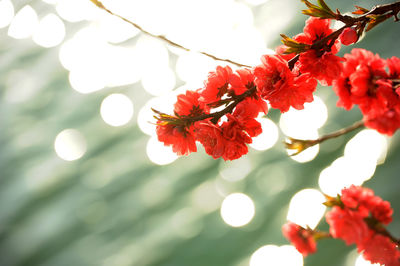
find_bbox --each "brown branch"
[154,85,257,126]
[90,0,251,68]
[285,120,365,155]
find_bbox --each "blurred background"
[0,0,399,265]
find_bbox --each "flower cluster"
[333,49,400,135]
[155,17,357,160]
[155,58,318,160]
[283,186,400,266]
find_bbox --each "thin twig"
[285,120,365,155]
[90,0,251,68]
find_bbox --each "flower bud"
[339,27,358,45]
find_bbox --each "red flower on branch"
[360,234,400,266]
[293,17,343,86]
[282,222,317,256]
[326,206,370,246]
[156,123,197,156]
[254,54,317,112]
[200,65,233,104]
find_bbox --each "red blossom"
[297,49,343,86]
[194,121,225,159]
[339,27,358,45]
[293,17,342,86]
[360,234,400,266]
[200,65,233,104]
[364,106,400,136]
[156,123,197,156]
[254,54,317,112]
[229,68,255,95]
[325,206,370,246]
[282,222,317,256]
[174,90,209,116]
[341,185,393,225]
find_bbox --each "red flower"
[174,90,209,116]
[220,114,253,160]
[282,222,317,256]
[229,68,255,95]
[339,27,358,45]
[200,66,233,104]
[194,121,225,159]
[387,56,400,78]
[325,206,370,246]
[360,234,400,266]
[364,106,400,136]
[156,123,197,156]
[254,54,317,112]
[333,48,388,112]
[297,49,343,86]
[340,185,393,225]
[293,17,342,86]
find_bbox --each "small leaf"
[317,0,334,14]
[366,14,391,32]
[90,0,104,8]
[352,5,369,15]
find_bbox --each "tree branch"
[90,0,251,68]
[285,120,365,155]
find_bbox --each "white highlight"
[344,129,388,165]
[146,136,178,165]
[8,5,38,39]
[280,96,328,138]
[220,157,252,182]
[319,156,376,197]
[54,129,87,161]
[250,117,279,151]
[56,0,98,23]
[141,67,176,96]
[250,245,303,266]
[319,129,385,196]
[33,14,65,48]
[0,0,14,28]
[287,189,326,229]
[220,193,255,227]
[355,254,381,266]
[100,94,134,127]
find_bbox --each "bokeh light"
[54,129,87,161]
[355,254,381,266]
[250,117,279,151]
[100,94,134,127]
[220,193,255,227]
[250,245,303,266]
[8,5,38,39]
[33,13,65,48]
[0,0,14,28]
[287,189,326,229]
[146,136,178,165]
[344,129,388,165]
[219,157,252,182]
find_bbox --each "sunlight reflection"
[54,129,87,161]
[100,94,134,127]
[250,245,303,266]
[287,189,326,229]
[0,0,14,28]
[146,136,178,165]
[220,193,255,227]
[33,13,65,48]
[8,5,38,39]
